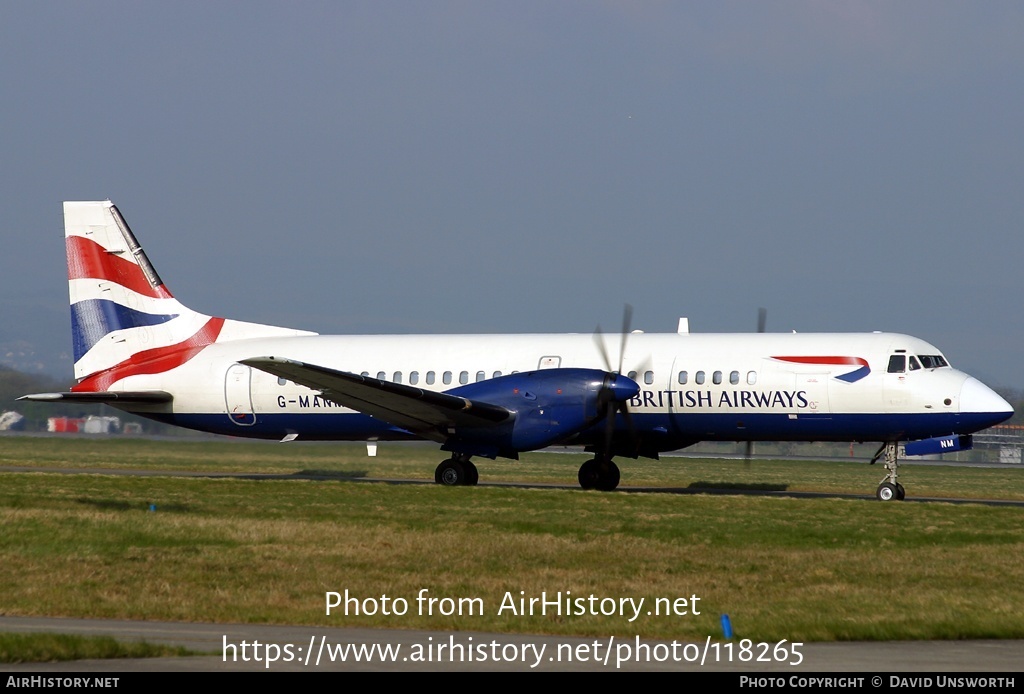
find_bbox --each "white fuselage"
[111,330,1009,450]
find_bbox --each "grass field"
[0,633,191,664]
[1,435,1023,643]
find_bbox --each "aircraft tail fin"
[64,201,315,385]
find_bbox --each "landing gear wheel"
[578,459,600,490]
[874,442,906,501]
[435,458,466,486]
[876,482,899,502]
[578,459,620,491]
[464,461,479,486]
[595,460,620,492]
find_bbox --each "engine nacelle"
[447,368,638,455]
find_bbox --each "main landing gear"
[433,454,622,491]
[872,442,906,502]
[434,455,479,486]
[578,457,621,492]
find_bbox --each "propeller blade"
[593,304,635,375]
[604,403,616,453]
[597,371,641,455]
[621,402,637,451]
[593,305,641,457]
[593,325,614,373]
[602,401,639,459]
[618,303,633,374]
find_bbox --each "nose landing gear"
[872,442,906,501]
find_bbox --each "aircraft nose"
[960,377,1013,425]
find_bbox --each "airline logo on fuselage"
[625,355,870,411]
[771,356,870,383]
[629,389,810,410]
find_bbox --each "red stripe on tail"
[72,317,225,392]
[67,236,172,300]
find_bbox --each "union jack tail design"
[64,201,314,391]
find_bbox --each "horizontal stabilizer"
[242,356,511,442]
[18,391,173,404]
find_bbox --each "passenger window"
[476,371,485,382]
[443,371,452,385]
[909,356,922,371]
[360,371,369,378]
[393,371,402,384]
[747,371,757,385]
[644,371,654,385]
[678,371,688,385]
[459,371,469,384]
[492,371,502,378]
[713,371,722,385]
[376,371,386,381]
[409,371,419,385]
[426,371,435,385]
[628,371,637,380]
[730,371,739,385]
[887,355,906,374]
[695,371,705,385]
[278,377,287,386]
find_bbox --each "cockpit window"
[909,356,922,371]
[919,355,949,369]
[887,355,906,373]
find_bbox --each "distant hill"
[0,298,71,378]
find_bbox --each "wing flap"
[241,357,511,442]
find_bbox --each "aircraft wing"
[241,357,512,443]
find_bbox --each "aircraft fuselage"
[110,331,1007,452]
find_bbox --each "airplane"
[21,200,1013,501]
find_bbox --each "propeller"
[593,305,644,456]
[593,304,631,375]
[745,308,768,466]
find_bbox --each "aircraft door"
[225,363,256,426]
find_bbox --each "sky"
[2,1,1022,389]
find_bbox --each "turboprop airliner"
[22,201,1013,500]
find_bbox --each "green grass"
[0,632,193,663]
[1,435,1023,644]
